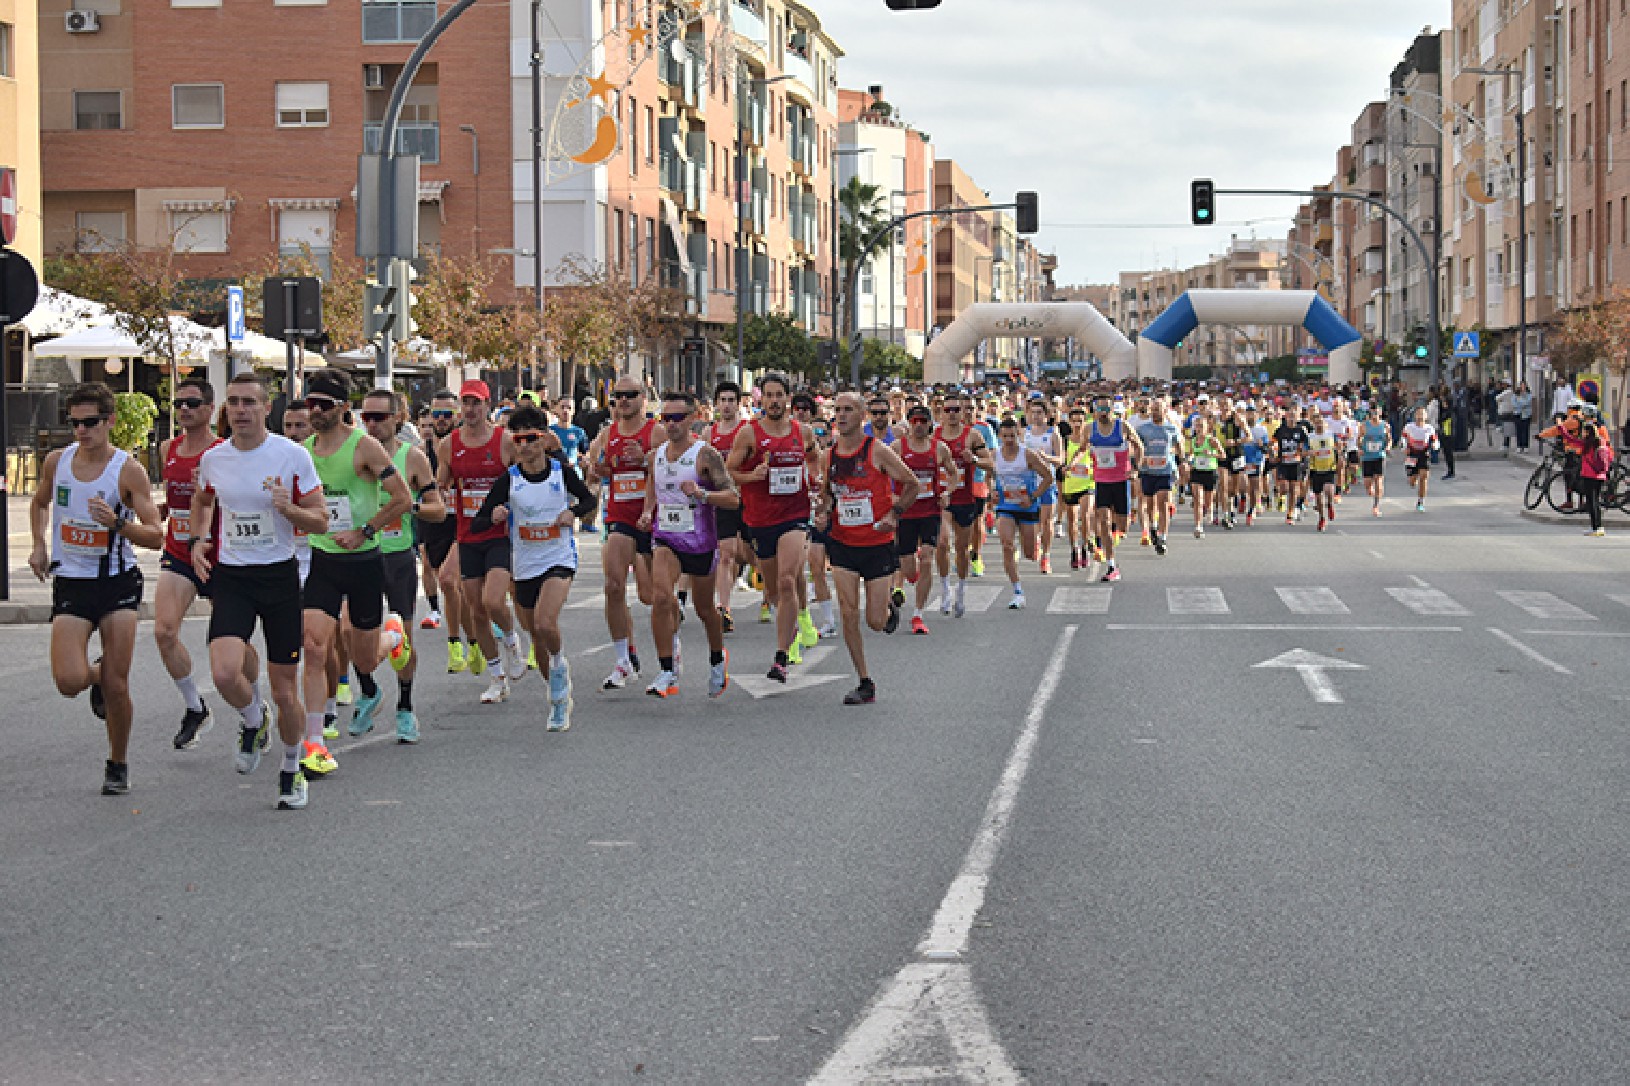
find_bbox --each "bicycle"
[1523,439,1581,514]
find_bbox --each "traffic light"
[885,0,941,8]
[1411,324,1429,359]
[1190,178,1215,226]
[1015,191,1039,234]
[363,279,397,341]
[388,258,418,345]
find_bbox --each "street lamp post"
[1463,65,1527,388]
[459,123,481,253]
[529,0,548,395]
[735,72,795,379]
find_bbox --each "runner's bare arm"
[354,434,413,542]
[696,445,741,510]
[112,457,165,550]
[726,424,766,484]
[407,448,446,523]
[875,442,921,511]
[434,435,454,491]
[28,450,62,579]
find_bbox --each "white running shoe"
[1008,590,1026,610]
[939,581,952,615]
[646,670,679,698]
[602,661,636,690]
[817,621,839,639]
[953,583,967,618]
[480,677,509,704]
[673,639,682,676]
[502,639,526,682]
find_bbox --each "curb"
[1518,509,1630,528]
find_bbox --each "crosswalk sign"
[1452,331,1481,358]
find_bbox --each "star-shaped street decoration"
[584,72,618,102]
[628,24,650,47]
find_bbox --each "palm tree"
[838,176,889,343]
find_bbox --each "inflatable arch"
[923,303,1136,386]
[1137,289,1362,385]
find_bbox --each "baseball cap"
[459,379,491,402]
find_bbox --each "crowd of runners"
[34,370,1477,807]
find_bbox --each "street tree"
[743,312,815,378]
[838,177,890,342]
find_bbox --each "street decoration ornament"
[547,0,730,182]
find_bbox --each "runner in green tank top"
[307,428,382,554]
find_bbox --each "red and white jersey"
[162,434,222,564]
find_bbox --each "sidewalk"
[1460,440,1630,528]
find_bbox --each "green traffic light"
[1415,345,1429,358]
[1197,209,1210,220]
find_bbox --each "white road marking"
[1252,648,1367,705]
[1275,586,1350,615]
[1367,549,1386,560]
[579,642,613,656]
[1408,574,1431,588]
[1524,629,1630,638]
[731,644,844,699]
[1107,623,1461,633]
[1610,594,1630,612]
[925,585,1004,614]
[1386,586,1470,616]
[1167,586,1228,614]
[1487,628,1573,675]
[1045,586,1113,614]
[807,626,1076,1085]
[1497,590,1596,622]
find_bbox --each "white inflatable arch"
[1136,289,1363,384]
[923,303,1136,385]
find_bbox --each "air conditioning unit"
[1421,218,1437,234]
[65,9,100,33]
[364,64,386,90]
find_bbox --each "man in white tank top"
[28,382,165,796]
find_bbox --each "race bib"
[224,508,275,553]
[460,487,490,519]
[517,521,562,543]
[1143,454,1168,471]
[1404,456,1418,470]
[1068,462,1092,478]
[1093,448,1118,469]
[382,521,405,541]
[836,495,874,527]
[1000,479,1029,504]
[1192,455,1216,471]
[170,509,192,543]
[658,503,695,534]
[325,495,353,533]
[59,517,110,556]
[612,472,645,502]
[1230,457,1246,472]
[913,469,937,501]
[768,464,803,495]
[1363,438,1384,454]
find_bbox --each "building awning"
[416,181,449,203]
[268,197,342,212]
[162,198,235,212]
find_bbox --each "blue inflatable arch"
[1136,289,1362,383]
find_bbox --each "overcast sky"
[812,0,1440,286]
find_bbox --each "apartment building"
[1442,0,1564,384]
[40,0,506,285]
[837,84,933,358]
[1560,0,1627,320]
[1333,101,1390,344]
[1384,33,1445,349]
[1,0,39,267]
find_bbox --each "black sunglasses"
[174,396,208,410]
[941,405,962,413]
[360,411,393,423]
[305,396,342,412]
[612,390,642,401]
[511,432,545,444]
[661,412,690,423]
[69,415,106,429]
[869,409,889,416]
[430,409,455,419]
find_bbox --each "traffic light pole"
[847,201,1022,389]
[1215,187,1441,387]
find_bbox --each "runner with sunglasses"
[894,403,953,633]
[153,376,222,750]
[933,390,995,617]
[436,379,526,704]
[637,391,737,699]
[469,405,590,729]
[705,381,751,634]
[298,370,412,772]
[361,390,446,743]
[727,372,819,683]
[586,376,660,690]
[30,382,166,796]
[418,391,475,675]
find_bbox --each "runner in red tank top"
[931,390,994,617]
[706,381,751,633]
[894,404,955,634]
[434,379,527,701]
[727,372,818,682]
[585,375,658,689]
[154,375,223,749]
[815,392,921,705]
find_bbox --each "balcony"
[782,50,815,97]
[362,1,436,44]
[732,0,768,47]
[738,94,766,147]
[363,121,440,163]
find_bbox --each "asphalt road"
[5,455,1630,1084]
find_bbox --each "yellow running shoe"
[447,640,468,673]
[300,740,338,777]
[759,603,773,624]
[335,677,353,706]
[797,612,819,649]
[527,644,538,670]
[787,638,803,666]
[384,613,411,672]
[969,555,985,577]
[469,643,487,675]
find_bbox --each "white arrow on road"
[1252,648,1367,704]
[731,644,845,699]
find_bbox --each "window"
[173,84,225,129]
[75,211,127,252]
[645,217,656,279]
[74,91,122,131]
[362,1,436,44]
[0,21,12,79]
[276,82,329,127]
[169,209,228,253]
[644,105,655,164]
[629,216,641,281]
[614,209,625,271]
[171,0,222,7]
[278,208,334,275]
[628,96,638,176]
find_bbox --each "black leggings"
[1579,476,1604,530]
[1441,436,1455,475]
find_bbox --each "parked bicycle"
[1525,437,1630,513]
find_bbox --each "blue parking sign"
[227,285,246,343]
